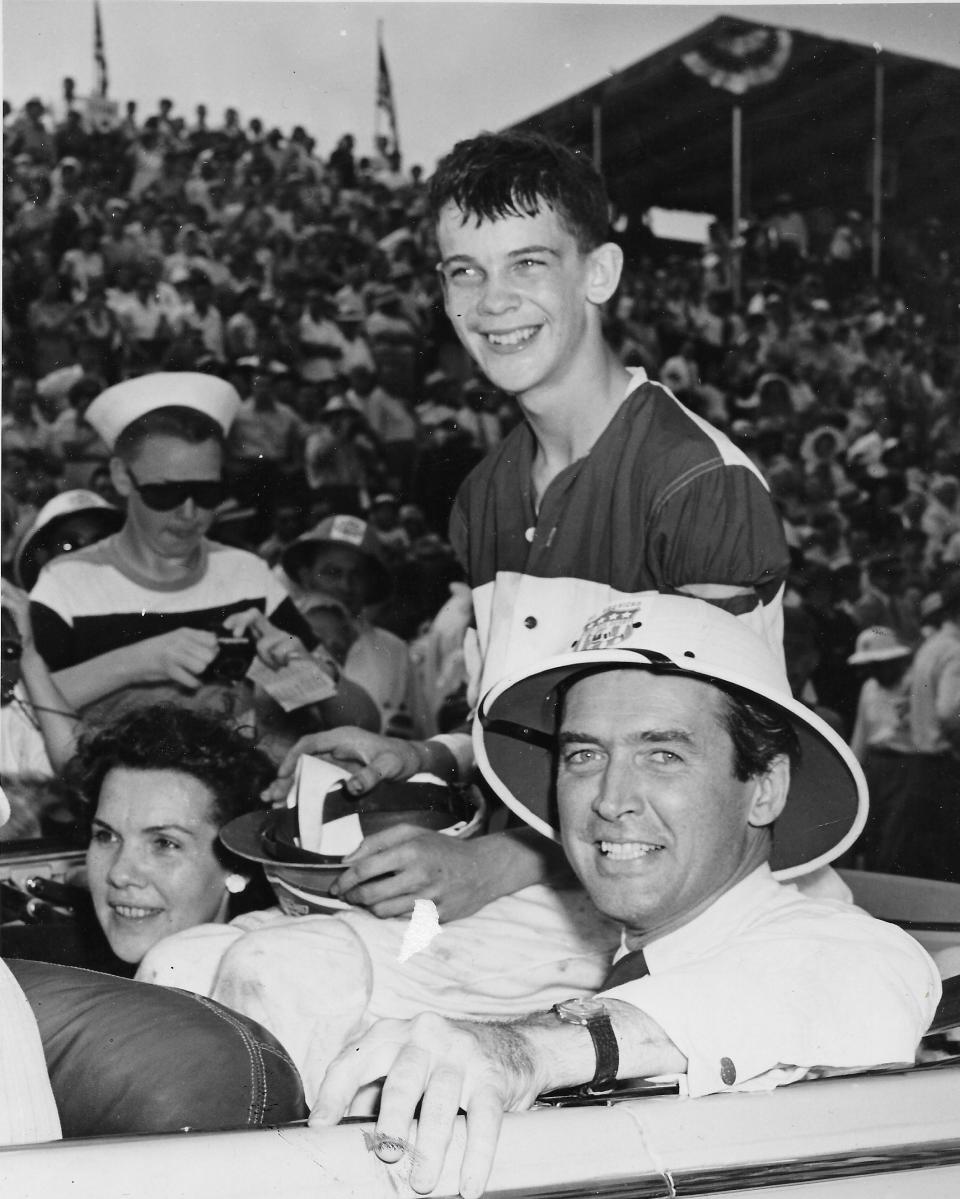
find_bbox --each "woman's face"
[87,767,231,964]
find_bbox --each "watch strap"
[585,1010,619,1089]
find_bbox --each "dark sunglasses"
[126,466,226,512]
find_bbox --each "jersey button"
[524,615,538,629]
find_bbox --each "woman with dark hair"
[71,704,274,966]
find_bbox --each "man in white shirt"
[312,594,940,1199]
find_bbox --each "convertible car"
[2,842,959,1199]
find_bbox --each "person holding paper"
[27,372,375,742]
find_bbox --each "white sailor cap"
[85,372,241,450]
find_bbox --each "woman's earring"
[225,873,249,895]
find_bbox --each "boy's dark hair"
[114,405,224,462]
[428,131,611,252]
[69,704,273,830]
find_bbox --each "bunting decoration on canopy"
[682,25,792,95]
[375,23,400,162]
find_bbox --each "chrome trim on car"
[670,1137,960,1193]
[482,1139,960,1199]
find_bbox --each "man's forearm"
[51,646,143,709]
[464,827,572,909]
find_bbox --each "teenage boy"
[272,131,789,922]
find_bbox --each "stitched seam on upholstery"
[190,994,266,1125]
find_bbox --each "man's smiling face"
[557,669,781,940]
[436,202,601,401]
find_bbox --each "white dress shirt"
[603,864,941,1097]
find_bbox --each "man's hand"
[311,1013,541,1199]
[262,728,425,804]
[128,627,219,689]
[330,825,489,921]
[223,608,307,670]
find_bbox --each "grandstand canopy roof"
[509,14,959,231]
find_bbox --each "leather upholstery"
[6,958,307,1136]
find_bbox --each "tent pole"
[732,103,742,306]
[592,101,602,172]
[872,50,884,280]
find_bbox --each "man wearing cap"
[280,514,416,739]
[312,595,939,1199]
[27,372,315,730]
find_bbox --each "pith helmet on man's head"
[475,593,867,880]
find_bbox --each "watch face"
[556,997,608,1024]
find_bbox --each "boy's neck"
[522,344,632,501]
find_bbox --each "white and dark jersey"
[30,535,310,724]
[450,371,789,706]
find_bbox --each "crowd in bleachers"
[2,86,959,877]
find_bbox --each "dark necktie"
[601,947,650,990]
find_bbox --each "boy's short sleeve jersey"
[449,376,789,703]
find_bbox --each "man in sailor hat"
[313,594,939,1199]
[27,372,324,729]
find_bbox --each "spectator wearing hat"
[2,579,80,785]
[853,553,922,647]
[907,569,960,882]
[27,373,316,733]
[280,514,416,739]
[303,395,380,516]
[3,493,120,782]
[227,358,306,533]
[365,493,409,561]
[847,627,917,870]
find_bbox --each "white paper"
[292,755,352,852]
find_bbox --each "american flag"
[375,23,400,161]
[94,0,109,97]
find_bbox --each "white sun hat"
[474,593,868,880]
[85,373,241,450]
[847,627,912,666]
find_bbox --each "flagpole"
[731,102,742,307]
[871,45,884,280]
[591,101,602,172]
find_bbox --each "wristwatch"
[552,997,618,1089]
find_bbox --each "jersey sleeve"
[650,462,789,610]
